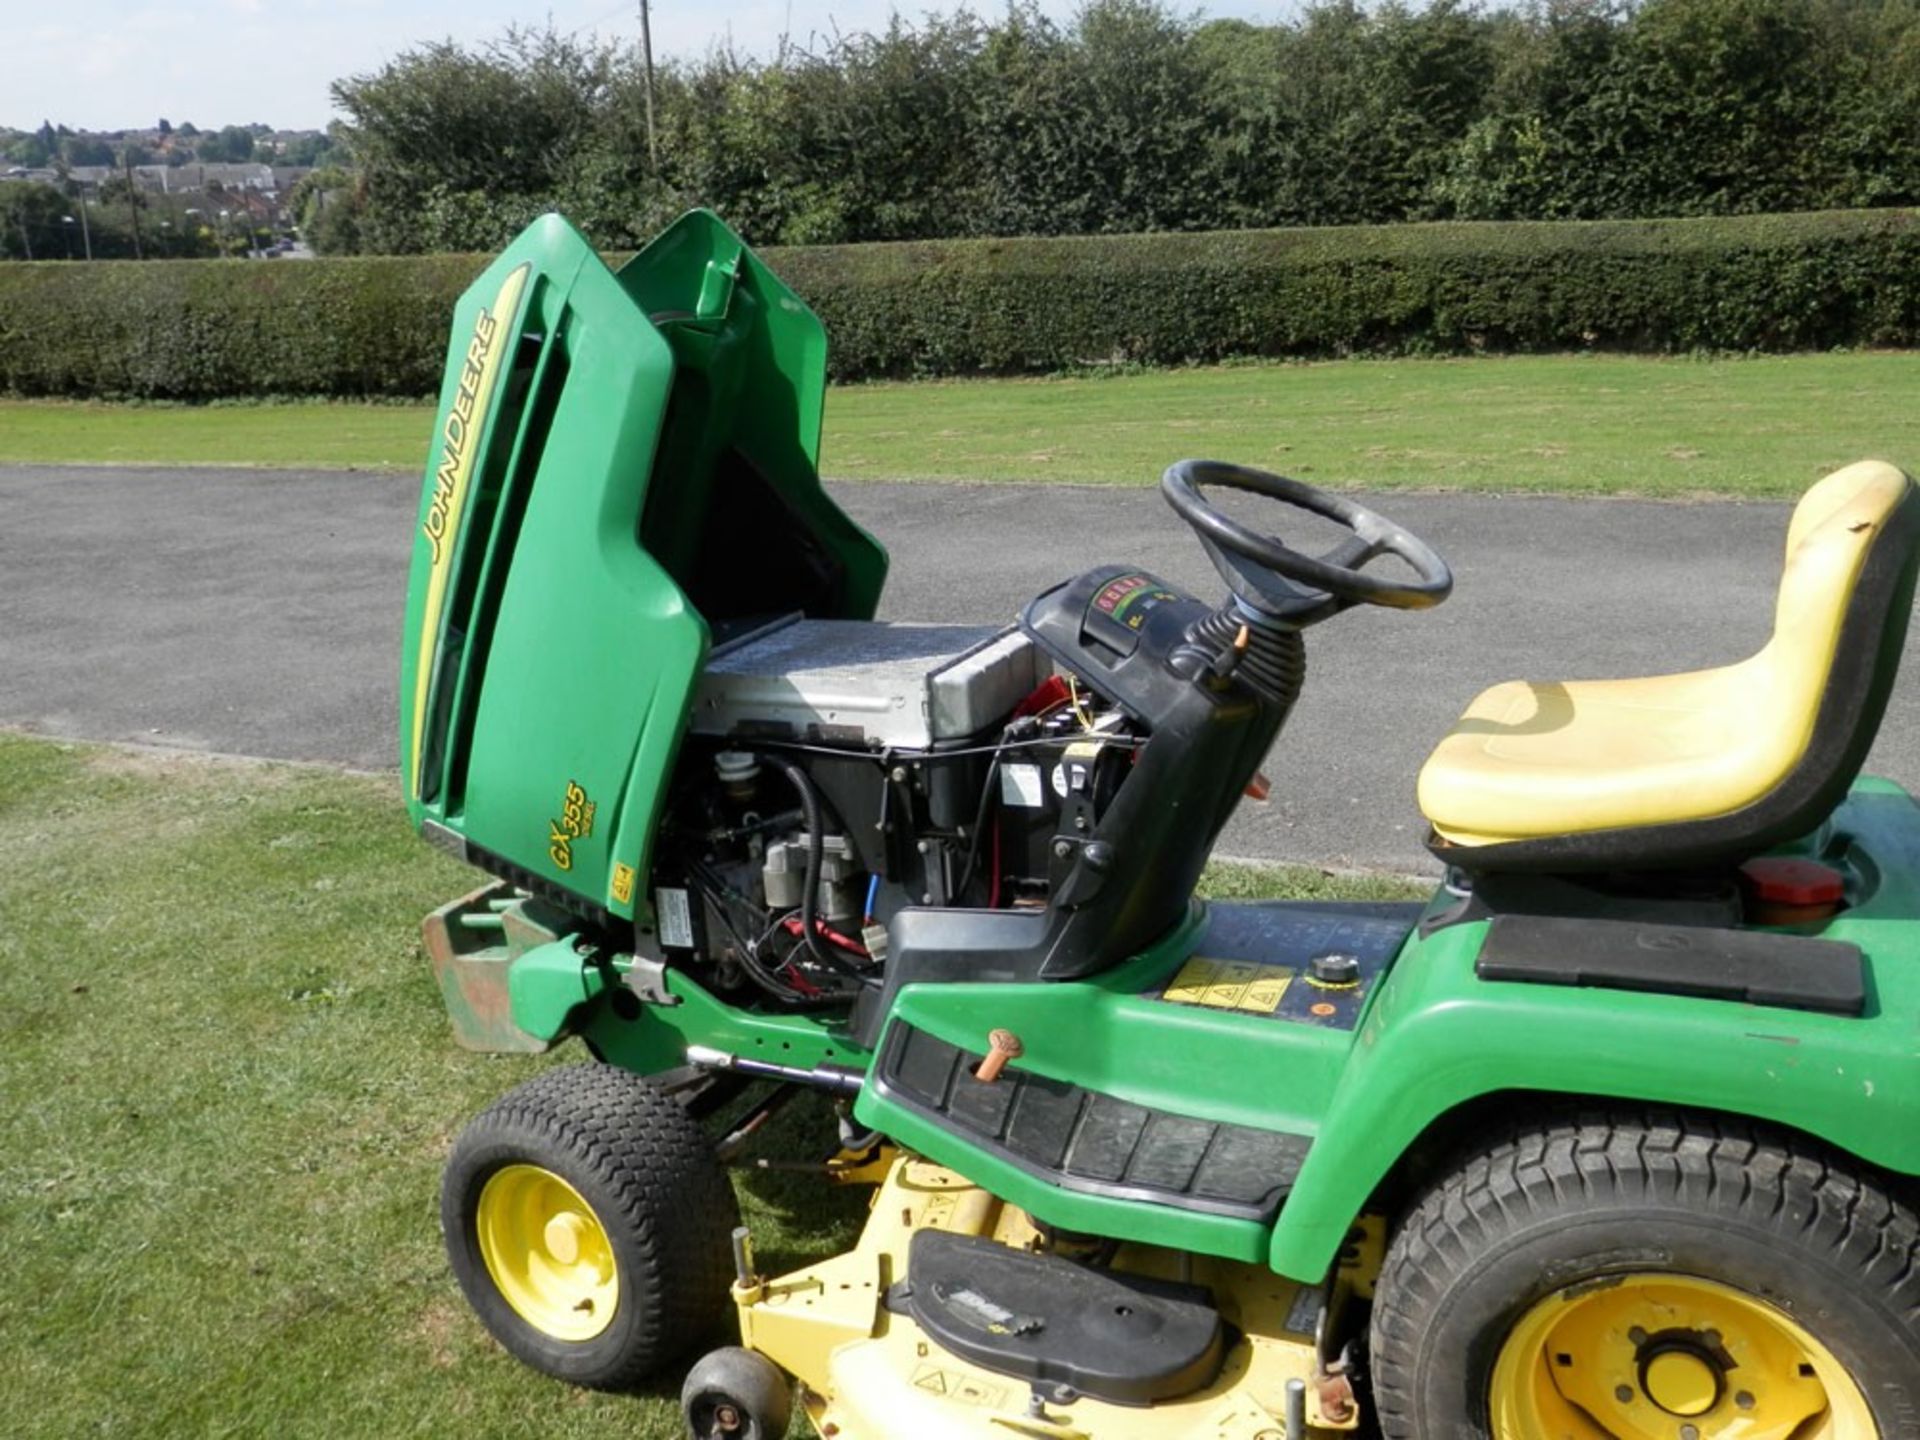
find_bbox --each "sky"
[2,0,1286,134]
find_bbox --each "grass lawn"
[0,398,436,472]
[3,350,1917,497]
[0,733,1419,1439]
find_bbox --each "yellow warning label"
[910,1363,1005,1408]
[952,1376,1005,1406]
[1163,957,1295,1013]
[611,862,636,905]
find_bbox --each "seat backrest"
[1769,458,1917,754]
[1755,462,1918,762]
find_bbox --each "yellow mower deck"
[733,1154,1363,1439]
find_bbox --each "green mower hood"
[399,210,887,926]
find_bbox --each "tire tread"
[1369,1105,1920,1439]
[444,1062,741,1390]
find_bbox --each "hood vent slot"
[418,315,567,807]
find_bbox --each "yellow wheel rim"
[475,1164,619,1342]
[1490,1272,1877,1439]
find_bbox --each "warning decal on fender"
[1160,957,1295,1013]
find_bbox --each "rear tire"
[441,1062,741,1390]
[1369,1107,1920,1439]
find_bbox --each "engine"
[643,617,1142,1005]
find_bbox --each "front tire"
[1369,1107,1920,1439]
[441,1062,741,1390]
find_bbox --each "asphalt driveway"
[4,464,1910,874]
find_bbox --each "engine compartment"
[642,615,1145,1006]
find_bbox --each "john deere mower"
[402,210,1920,1439]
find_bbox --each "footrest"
[903,1230,1225,1405]
[875,1022,1312,1221]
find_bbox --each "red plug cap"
[1739,857,1845,906]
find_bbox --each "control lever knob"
[1309,952,1361,986]
[975,1028,1024,1083]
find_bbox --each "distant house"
[136,163,275,193]
[0,158,315,239]
[8,163,313,196]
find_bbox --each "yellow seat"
[1419,461,1920,867]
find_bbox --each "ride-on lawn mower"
[402,210,1920,1439]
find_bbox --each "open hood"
[399,209,888,925]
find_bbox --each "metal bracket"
[624,955,681,1007]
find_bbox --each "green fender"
[1269,819,1920,1279]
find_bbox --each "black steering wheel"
[1161,459,1452,620]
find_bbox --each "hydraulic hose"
[953,745,1005,899]
[767,756,871,985]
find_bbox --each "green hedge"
[778,209,1920,379]
[3,209,1918,399]
[0,253,486,400]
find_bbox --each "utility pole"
[77,194,92,260]
[637,0,659,172]
[122,150,144,259]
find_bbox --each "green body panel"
[1266,778,1920,1278]
[464,246,694,927]
[594,962,868,1075]
[533,780,1920,1283]
[400,211,887,924]
[854,904,1283,1262]
[399,237,546,810]
[509,940,610,1042]
[613,213,888,621]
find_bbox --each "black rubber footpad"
[876,1023,1311,1221]
[1475,913,1866,1016]
[903,1230,1225,1406]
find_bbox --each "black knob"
[1309,952,1360,986]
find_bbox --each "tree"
[290,164,365,253]
[98,174,147,207]
[279,132,337,166]
[318,0,1920,251]
[331,26,617,251]
[62,136,114,166]
[6,131,52,167]
[196,125,257,163]
[961,1,1227,236]
[0,180,68,258]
